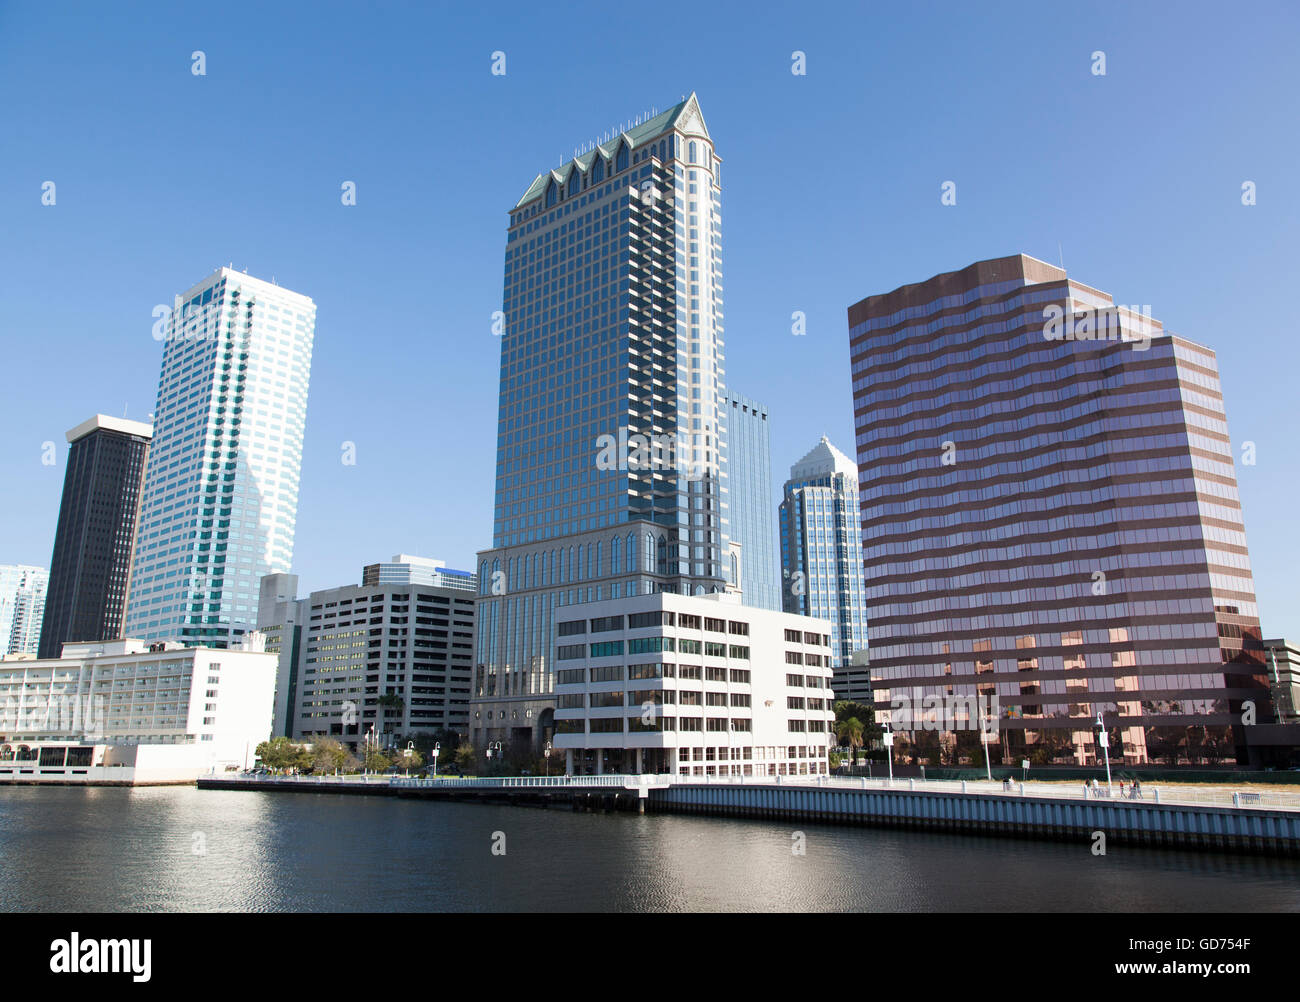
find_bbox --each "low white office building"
[0,637,276,784]
[553,592,836,777]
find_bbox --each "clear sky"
[1,1,1296,638]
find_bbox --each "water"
[1,786,1297,911]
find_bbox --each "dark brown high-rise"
[38,415,152,659]
[848,254,1269,766]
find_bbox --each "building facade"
[723,391,780,610]
[124,268,315,648]
[276,569,476,748]
[848,254,1269,767]
[362,554,476,592]
[1264,639,1299,724]
[0,637,276,783]
[0,564,48,657]
[551,591,835,776]
[779,437,870,681]
[473,94,733,753]
[39,415,152,660]
[256,572,306,737]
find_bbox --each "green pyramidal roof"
[514,92,710,208]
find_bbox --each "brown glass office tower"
[37,415,152,660]
[848,254,1268,767]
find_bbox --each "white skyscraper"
[0,564,48,656]
[124,268,316,647]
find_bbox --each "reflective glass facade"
[779,437,869,677]
[125,269,315,647]
[848,254,1268,766]
[723,391,779,610]
[473,95,731,750]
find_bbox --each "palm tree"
[836,717,865,768]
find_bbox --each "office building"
[1264,639,1300,724]
[256,573,306,737]
[0,636,276,784]
[38,415,152,660]
[0,565,48,657]
[779,436,870,683]
[362,555,476,592]
[266,564,477,747]
[473,94,732,753]
[551,591,836,776]
[124,268,316,648]
[723,391,779,610]
[848,253,1269,766]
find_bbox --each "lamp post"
[404,740,414,777]
[1096,712,1113,793]
[980,713,993,783]
[544,740,552,777]
[486,740,502,774]
[432,742,440,779]
[883,724,894,785]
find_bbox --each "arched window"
[644,533,655,574]
[616,143,628,173]
[491,558,501,594]
[545,180,557,208]
[593,158,604,183]
[689,141,697,164]
[576,544,585,581]
[611,536,621,575]
[593,542,601,579]
[568,170,579,197]
[656,534,668,575]
[480,561,489,595]
[626,533,636,573]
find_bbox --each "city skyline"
[4,3,1297,645]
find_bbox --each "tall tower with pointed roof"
[472,94,732,751]
[779,437,870,686]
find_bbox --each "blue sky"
[1,1,1297,638]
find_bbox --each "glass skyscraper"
[849,253,1268,766]
[724,390,779,611]
[39,415,152,659]
[0,565,48,657]
[124,268,315,648]
[474,94,731,751]
[779,437,869,678]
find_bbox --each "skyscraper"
[38,415,152,659]
[723,390,779,610]
[779,437,869,682]
[0,565,48,657]
[473,94,730,751]
[124,268,316,648]
[848,253,1269,766]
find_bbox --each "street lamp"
[883,723,894,785]
[980,713,993,783]
[486,740,502,773]
[432,742,440,779]
[404,740,414,777]
[1096,712,1113,793]
[544,740,552,777]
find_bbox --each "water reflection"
[0,787,1297,912]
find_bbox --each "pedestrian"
[1119,780,1126,798]
[1132,778,1142,799]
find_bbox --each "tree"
[256,736,299,772]
[310,737,347,775]
[364,748,391,773]
[454,742,476,772]
[835,717,865,765]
